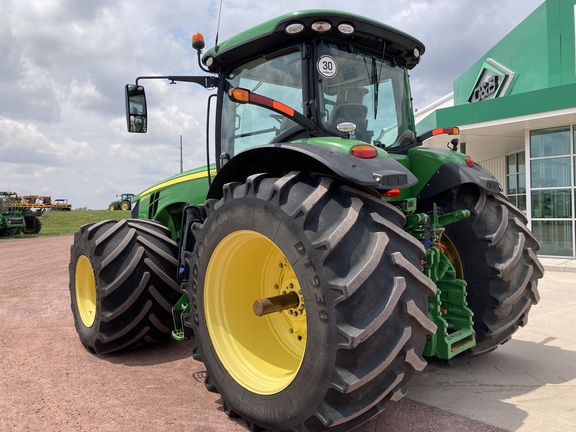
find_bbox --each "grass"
[1,210,131,239]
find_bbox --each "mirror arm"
[135,75,217,89]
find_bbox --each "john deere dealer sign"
[468,58,515,103]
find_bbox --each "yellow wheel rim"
[205,230,306,395]
[75,255,97,328]
[441,233,464,279]
[121,202,129,211]
[109,205,115,211]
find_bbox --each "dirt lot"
[0,235,510,431]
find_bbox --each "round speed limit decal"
[317,56,338,78]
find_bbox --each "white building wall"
[478,155,506,188]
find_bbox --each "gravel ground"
[0,235,506,432]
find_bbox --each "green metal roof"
[202,9,425,71]
[453,0,575,106]
[436,83,576,129]
[421,0,576,132]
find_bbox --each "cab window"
[316,41,414,147]
[221,49,303,159]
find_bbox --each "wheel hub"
[205,230,307,395]
[75,255,97,328]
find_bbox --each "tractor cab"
[126,11,425,169]
[217,36,417,160]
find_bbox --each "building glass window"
[531,158,571,188]
[532,221,573,256]
[529,126,575,257]
[530,126,570,157]
[506,152,526,214]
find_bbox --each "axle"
[253,292,300,317]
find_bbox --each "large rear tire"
[24,216,41,234]
[69,219,181,354]
[429,184,543,356]
[186,172,437,431]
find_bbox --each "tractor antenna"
[214,0,223,49]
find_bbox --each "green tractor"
[69,10,543,431]
[0,191,42,236]
[108,193,134,211]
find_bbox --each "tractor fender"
[207,143,418,199]
[415,161,502,202]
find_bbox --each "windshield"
[221,48,303,160]
[315,40,415,147]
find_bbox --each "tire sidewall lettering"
[293,242,329,323]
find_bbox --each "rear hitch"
[404,203,476,359]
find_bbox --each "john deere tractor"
[69,10,543,432]
[108,193,134,211]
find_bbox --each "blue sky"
[0,0,544,209]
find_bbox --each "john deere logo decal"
[468,58,515,103]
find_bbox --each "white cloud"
[0,0,544,209]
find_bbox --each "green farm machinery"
[108,193,134,211]
[69,10,543,431]
[0,191,42,236]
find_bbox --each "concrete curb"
[543,265,576,273]
[539,257,576,273]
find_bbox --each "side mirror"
[125,84,147,133]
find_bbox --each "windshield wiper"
[372,57,378,119]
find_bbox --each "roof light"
[312,21,331,32]
[285,23,304,34]
[204,56,214,67]
[192,32,205,51]
[351,145,377,159]
[413,48,420,58]
[465,156,475,167]
[337,23,354,34]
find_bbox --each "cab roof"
[202,10,425,72]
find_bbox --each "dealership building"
[416,0,576,258]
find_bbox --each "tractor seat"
[329,104,373,143]
[328,87,373,143]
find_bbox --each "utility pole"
[178,135,183,173]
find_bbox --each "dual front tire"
[69,219,181,354]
